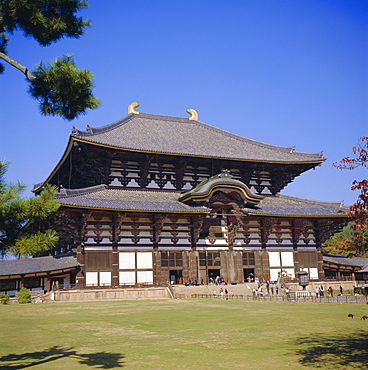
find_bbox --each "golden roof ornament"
[219,169,232,178]
[186,108,198,121]
[128,102,140,114]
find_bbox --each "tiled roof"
[323,255,368,268]
[349,257,368,267]
[56,185,347,218]
[56,185,210,213]
[71,112,324,163]
[357,264,368,273]
[0,253,78,277]
[244,194,348,217]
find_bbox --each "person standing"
[285,287,290,300]
[220,288,224,298]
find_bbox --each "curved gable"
[179,170,264,206]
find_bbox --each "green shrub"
[0,293,10,304]
[18,287,31,304]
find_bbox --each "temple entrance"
[244,268,255,282]
[208,269,221,283]
[50,277,64,291]
[169,270,182,284]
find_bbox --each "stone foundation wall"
[50,287,170,301]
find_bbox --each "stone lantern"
[297,267,309,291]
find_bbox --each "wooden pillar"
[221,251,229,282]
[175,160,186,190]
[225,251,239,283]
[182,251,190,284]
[153,214,165,249]
[190,214,204,250]
[20,275,25,289]
[112,242,119,287]
[188,251,198,282]
[76,243,85,288]
[45,272,51,292]
[234,251,244,283]
[258,250,270,282]
[152,250,160,285]
[293,248,300,274]
[316,247,325,281]
[112,212,124,287]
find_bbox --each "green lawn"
[1,299,368,369]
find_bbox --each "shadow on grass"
[294,330,368,368]
[0,346,124,369]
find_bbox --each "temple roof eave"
[54,185,349,218]
[32,136,75,193]
[71,112,325,164]
[55,186,210,214]
[0,252,78,277]
[73,137,325,165]
[323,255,368,269]
[242,194,350,218]
[58,204,210,214]
[244,212,348,218]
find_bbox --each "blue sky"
[1,0,367,205]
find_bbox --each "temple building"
[31,103,348,289]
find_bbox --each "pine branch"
[0,51,36,82]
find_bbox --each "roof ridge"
[144,113,324,158]
[73,112,324,158]
[192,119,321,157]
[57,185,185,196]
[71,114,136,136]
[108,187,183,194]
[57,184,107,198]
[278,194,345,207]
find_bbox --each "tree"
[0,0,100,120]
[323,222,368,257]
[17,287,31,303]
[326,137,368,256]
[0,161,60,257]
[334,137,368,228]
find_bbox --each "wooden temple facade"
[33,103,348,288]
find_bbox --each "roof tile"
[72,112,324,163]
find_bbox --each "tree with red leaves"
[334,137,368,228]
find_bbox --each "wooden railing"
[190,293,368,303]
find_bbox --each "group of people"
[252,282,279,296]
[209,276,225,285]
[186,279,203,286]
[214,287,229,299]
[186,276,226,286]
[315,285,343,297]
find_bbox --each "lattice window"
[0,281,16,290]
[242,252,255,266]
[199,252,221,267]
[161,252,183,267]
[24,278,41,288]
[85,252,111,270]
